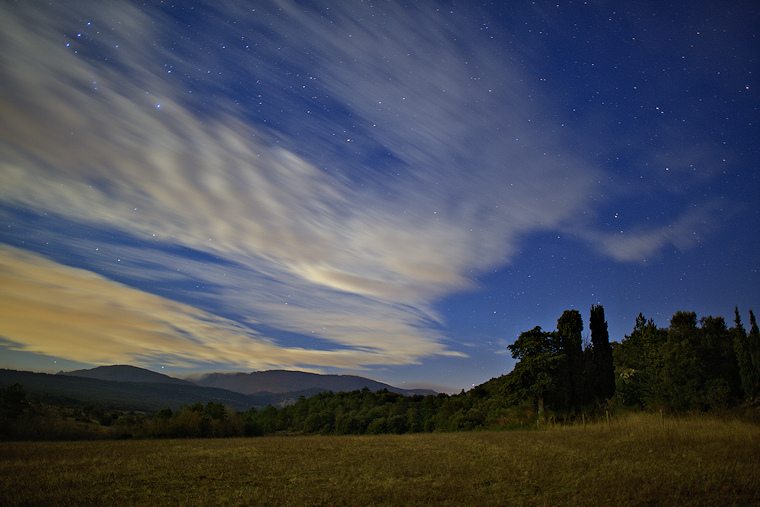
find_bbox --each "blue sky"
[1,1,758,392]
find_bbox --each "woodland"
[1,305,759,440]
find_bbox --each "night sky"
[1,1,758,392]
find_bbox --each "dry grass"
[1,413,758,506]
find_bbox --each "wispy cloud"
[577,202,722,263]
[0,1,726,371]
[0,245,458,369]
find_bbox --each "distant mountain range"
[0,368,257,412]
[193,370,436,396]
[0,365,435,413]
[60,365,193,385]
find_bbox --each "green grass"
[2,413,759,506]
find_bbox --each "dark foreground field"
[2,413,758,506]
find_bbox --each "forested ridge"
[2,306,759,440]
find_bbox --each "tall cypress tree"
[590,304,615,402]
[556,310,584,411]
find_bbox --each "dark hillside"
[194,370,436,396]
[0,369,257,412]
[60,365,192,385]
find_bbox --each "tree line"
[2,305,759,440]
[615,308,759,412]
[503,305,614,417]
[503,305,759,417]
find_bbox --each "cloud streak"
[0,245,457,369]
[0,2,590,284]
[0,1,727,373]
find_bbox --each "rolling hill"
[0,369,258,412]
[60,365,192,385]
[0,366,435,413]
[193,370,436,396]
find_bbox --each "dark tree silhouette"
[590,305,615,402]
[738,310,760,402]
[504,326,561,416]
[556,310,584,411]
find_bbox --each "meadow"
[1,413,758,506]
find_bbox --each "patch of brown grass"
[1,413,758,505]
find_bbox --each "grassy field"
[1,413,758,506]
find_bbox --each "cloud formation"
[0,245,458,369]
[0,1,582,288]
[0,1,727,373]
